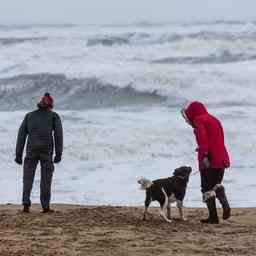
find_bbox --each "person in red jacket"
[181,101,231,224]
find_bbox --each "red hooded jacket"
[184,101,230,170]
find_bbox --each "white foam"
[0,106,255,206]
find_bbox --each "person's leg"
[215,169,231,220]
[22,157,38,212]
[40,159,54,212]
[200,170,219,224]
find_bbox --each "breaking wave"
[153,50,256,65]
[3,30,256,48]
[86,30,256,47]
[0,37,48,46]
[87,36,130,47]
[0,73,166,110]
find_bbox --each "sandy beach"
[0,204,255,256]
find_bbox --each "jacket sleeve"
[194,117,209,159]
[16,115,28,157]
[53,113,63,156]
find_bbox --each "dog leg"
[177,201,187,221]
[167,199,171,219]
[143,193,151,221]
[143,207,148,221]
[160,207,172,223]
[160,188,172,223]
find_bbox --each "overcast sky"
[0,0,255,24]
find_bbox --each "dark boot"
[23,204,30,213]
[201,197,219,224]
[42,207,54,213]
[215,186,231,220]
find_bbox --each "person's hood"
[182,101,208,125]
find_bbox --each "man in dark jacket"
[182,101,231,224]
[15,93,63,213]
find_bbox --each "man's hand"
[15,156,22,165]
[54,155,62,164]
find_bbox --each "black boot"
[201,197,219,224]
[215,186,231,220]
[42,207,54,213]
[23,204,30,213]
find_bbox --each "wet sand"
[0,204,255,256]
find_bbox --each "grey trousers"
[23,157,54,209]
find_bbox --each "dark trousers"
[200,168,224,193]
[23,157,54,209]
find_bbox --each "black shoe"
[200,217,219,224]
[202,197,219,224]
[223,207,231,220]
[23,204,30,213]
[42,207,54,213]
[215,186,231,220]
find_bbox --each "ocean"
[0,21,256,207]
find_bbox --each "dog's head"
[137,177,153,190]
[173,166,192,182]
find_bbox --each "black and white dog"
[138,166,192,223]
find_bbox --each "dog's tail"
[137,177,153,190]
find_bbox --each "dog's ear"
[173,166,184,176]
[173,166,192,177]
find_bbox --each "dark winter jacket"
[184,101,230,170]
[16,108,63,160]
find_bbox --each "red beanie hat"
[38,92,54,108]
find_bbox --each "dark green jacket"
[16,108,63,160]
